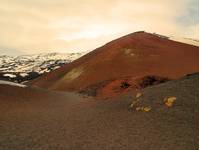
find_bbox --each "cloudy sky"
[0,0,198,55]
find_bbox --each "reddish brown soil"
[79,75,169,99]
[30,31,199,96]
[97,75,169,98]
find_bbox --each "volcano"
[30,31,199,97]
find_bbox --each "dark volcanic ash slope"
[1,73,199,149]
[30,32,199,95]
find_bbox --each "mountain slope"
[1,73,199,149]
[170,36,199,47]
[31,31,199,96]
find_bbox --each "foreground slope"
[1,73,199,149]
[31,32,199,95]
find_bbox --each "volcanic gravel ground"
[0,73,199,149]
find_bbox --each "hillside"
[30,31,199,97]
[1,73,199,149]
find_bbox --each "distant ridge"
[0,52,86,83]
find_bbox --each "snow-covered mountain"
[0,52,87,83]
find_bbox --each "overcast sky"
[0,0,198,55]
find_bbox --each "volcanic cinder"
[30,31,199,97]
[1,72,199,150]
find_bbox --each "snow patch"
[153,33,169,39]
[20,73,28,77]
[0,80,27,88]
[3,74,16,78]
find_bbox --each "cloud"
[177,0,199,25]
[0,0,198,55]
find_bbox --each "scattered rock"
[136,106,152,112]
[129,93,142,108]
[136,92,142,98]
[129,99,139,108]
[164,97,177,107]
